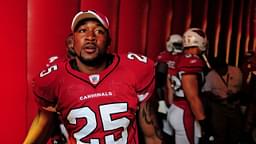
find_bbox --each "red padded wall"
[146,0,171,59]
[26,0,80,135]
[0,1,27,143]
[118,0,150,55]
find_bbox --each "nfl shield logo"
[89,74,100,85]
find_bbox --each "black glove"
[155,62,168,88]
[198,119,211,144]
[199,119,206,134]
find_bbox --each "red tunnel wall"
[26,0,80,131]
[0,0,27,143]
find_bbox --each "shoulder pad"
[178,54,204,73]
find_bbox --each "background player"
[155,34,183,143]
[156,34,184,107]
[167,28,208,144]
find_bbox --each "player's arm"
[166,75,174,105]
[182,74,205,120]
[155,62,169,113]
[155,62,168,100]
[138,99,163,144]
[23,108,57,144]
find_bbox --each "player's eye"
[78,28,87,33]
[94,27,106,35]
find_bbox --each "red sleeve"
[32,56,64,108]
[135,58,155,103]
[122,53,155,103]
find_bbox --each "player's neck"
[76,59,107,74]
[74,54,114,74]
[184,48,200,55]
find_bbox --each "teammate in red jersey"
[156,34,183,143]
[166,28,208,144]
[23,10,162,144]
[156,34,184,105]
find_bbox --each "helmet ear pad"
[166,37,174,52]
[166,34,183,53]
[183,28,208,52]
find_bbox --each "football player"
[23,10,162,144]
[155,34,184,144]
[166,28,208,144]
[156,34,184,107]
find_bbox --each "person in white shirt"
[202,57,243,144]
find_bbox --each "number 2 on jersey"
[127,53,147,63]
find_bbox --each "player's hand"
[158,100,168,114]
[199,119,215,144]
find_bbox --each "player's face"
[192,47,202,55]
[73,20,108,65]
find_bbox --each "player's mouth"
[83,43,97,53]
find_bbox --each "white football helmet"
[166,34,183,53]
[183,28,208,52]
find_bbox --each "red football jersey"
[171,53,205,98]
[32,53,155,144]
